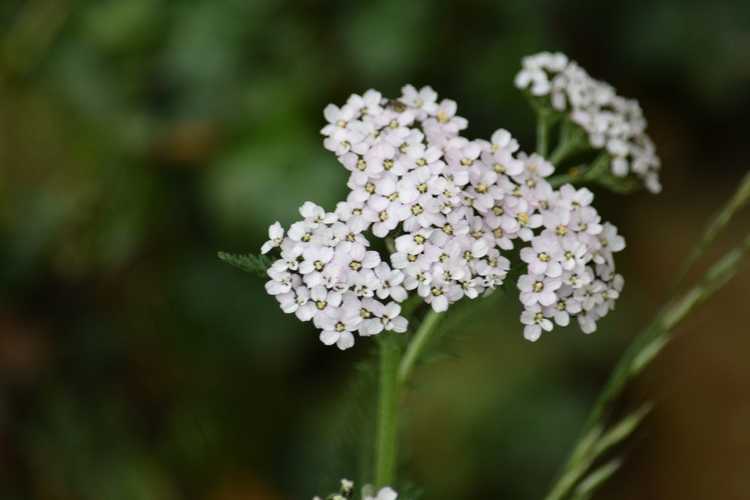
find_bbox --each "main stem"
[373,309,444,487]
[374,334,402,488]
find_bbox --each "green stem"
[547,154,610,189]
[372,308,444,488]
[537,112,551,157]
[549,121,585,164]
[672,170,750,290]
[398,309,443,385]
[548,169,583,188]
[544,231,750,500]
[374,334,402,488]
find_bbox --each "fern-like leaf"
[217,251,271,277]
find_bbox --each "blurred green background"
[1,1,749,499]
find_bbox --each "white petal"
[337,332,355,350]
[432,295,448,312]
[319,330,338,346]
[524,324,541,341]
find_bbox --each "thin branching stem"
[544,231,750,500]
[672,170,750,290]
[537,112,551,157]
[398,309,443,385]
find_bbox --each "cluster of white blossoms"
[518,184,625,341]
[263,83,627,348]
[515,52,661,193]
[312,479,397,500]
[262,202,408,350]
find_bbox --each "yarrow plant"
[263,78,629,349]
[222,52,750,499]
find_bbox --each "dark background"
[1,1,749,499]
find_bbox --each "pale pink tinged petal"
[530,261,546,275]
[391,253,408,268]
[299,201,317,218]
[323,104,339,123]
[391,287,408,302]
[389,316,408,333]
[363,251,381,268]
[442,99,457,116]
[547,263,563,278]
[358,320,378,337]
[373,224,388,238]
[368,196,389,212]
[310,286,327,302]
[524,324,542,341]
[555,312,570,327]
[383,302,401,318]
[269,222,284,239]
[377,487,398,500]
[432,295,449,312]
[296,303,316,321]
[328,292,343,308]
[337,332,355,350]
[265,281,288,295]
[319,330,339,346]
[260,241,274,254]
[539,290,557,307]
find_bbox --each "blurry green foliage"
[0,1,748,499]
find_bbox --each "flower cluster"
[515,52,661,193]
[323,86,556,316]
[263,202,407,350]
[262,83,627,348]
[518,185,625,341]
[312,479,397,500]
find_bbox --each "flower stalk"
[374,334,402,488]
[398,309,443,385]
[373,308,444,488]
[536,111,552,157]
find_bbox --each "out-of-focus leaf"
[217,251,270,278]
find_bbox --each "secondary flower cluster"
[518,185,625,341]
[262,82,626,348]
[515,51,661,193]
[312,479,397,500]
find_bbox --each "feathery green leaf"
[217,251,271,277]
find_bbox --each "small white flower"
[261,222,285,254]
[520,304,554,341]
[400,84,438,117]
[299,245,335,275]
[364,486,398,500]
[520,234,562,277]
[374,263,408,302]
[317,306,360,350]
[518,273,562,307]
[381,302,408,332]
